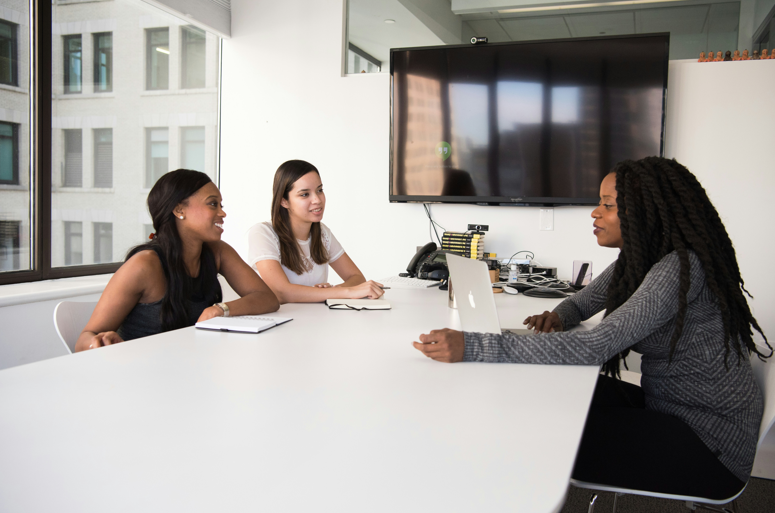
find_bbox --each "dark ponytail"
[127,169,222,332]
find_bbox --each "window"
[64,221,83,266]
[2,0,222,284]
[181,127,205,172]
[181,26,206,89]
[0,221,20,272]
[146,28,169,90]
[93,222,112,264]
[63,34,82,94]
[0,20,18,86]
[93,128,112,188]
[63,129,82,187]
[93,32,112,92]
[0,122,18,185]
[146,127,168,187]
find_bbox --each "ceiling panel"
[635,6,710,35]
[565,12,636,37]
[499,16,571,41]
[465,19,511,41]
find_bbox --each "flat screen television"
[389,34,669,206]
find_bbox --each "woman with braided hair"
[414,156,771,498]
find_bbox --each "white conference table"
[0,287,601,513]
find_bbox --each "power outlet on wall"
[539,208,554,231]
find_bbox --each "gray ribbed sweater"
[463,252,763,482]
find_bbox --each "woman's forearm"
[225,289,281,315]
[336,273,366,288]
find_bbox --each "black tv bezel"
[388,33,670,207]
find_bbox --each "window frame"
[92,31,112,93]
[181,25,206,89]
[145,27,169,91]
[93,127,113,188]
[0,121,19,185]
[0,19,19,87]
[62,33,82,94]
[0,1,120,286]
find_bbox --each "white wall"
[220,0,618,287]
[0,293,100,370]
[220,0,775,346]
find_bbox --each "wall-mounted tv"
[389,34,669,206]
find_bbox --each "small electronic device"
[502,285,518,295]
[470,36,488,45]
[405,242,451,280]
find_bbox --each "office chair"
[573,353,775,513]
[53,301,98,354]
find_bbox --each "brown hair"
[271,160,329,275]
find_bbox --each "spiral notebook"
[195,315,293,333]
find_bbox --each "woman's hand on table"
[413,328,465,363]
[86,331,124,350]
[197,305,225,322]
[523,311,563,333]
[346,280,385,299]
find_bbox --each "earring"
[179,216,184,219]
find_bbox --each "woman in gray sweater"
[414,157,771,498]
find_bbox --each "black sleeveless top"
[117,246,221,341]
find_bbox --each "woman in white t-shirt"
[248,160,384,303]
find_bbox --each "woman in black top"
[76,170,279,351]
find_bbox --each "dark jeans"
[571,375,746,501]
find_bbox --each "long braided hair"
[126,169,222,332]
[601,157,771,378]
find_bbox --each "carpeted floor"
[559,478,775,512]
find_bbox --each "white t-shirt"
[247,222,345,286]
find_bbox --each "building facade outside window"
[146,28,169,90]
[63,34,81,94]
[93,222,112,264]
[93,32,112,92]
[181,126,205,172]
[0,19,17,86]
[64,221,83,266]
[181,26,205,89]
[146,127,168,187]
[63,129,82,187]
[0,121,18,185]
[0,220,20,272]
[2,0,220,281]
[93,128,112,188]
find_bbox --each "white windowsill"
[0,274,113,308]
[140,88,217,96]
[52,187,116,193]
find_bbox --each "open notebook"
[195,315,293,333]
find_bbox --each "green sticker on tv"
[435,141,451,161]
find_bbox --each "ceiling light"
[384,19,396,24]
[499,0,685,14]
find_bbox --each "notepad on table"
[325,299,391,310]
[195,315,293,333]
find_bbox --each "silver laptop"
[447,254,533,335]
